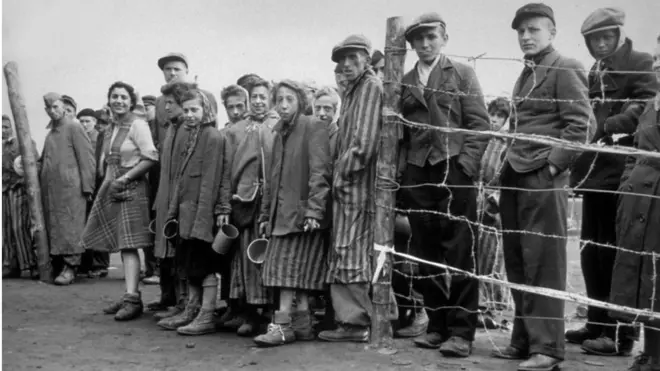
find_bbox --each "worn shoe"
[254,311,296,347]
[413,332,445,349]
[477,312,500,329]
[177,309,216,336]
[142,275,160,285]
[103,298,124,315]
[237,318,259,337]
[154,306,183,320]
[318,325,369,343]
[565,326,599,345]
[54,266,75,286]
[581,336,633,356]
[438,336,472,358]
[147,299,175,312]
[223,313,246,329]
[492,345,529,360]
[158,304,200,330]
[291,310,315,341]
[395,309,429,338]
[517,354,562,371]
[115,293,143,321]
[627,353,660,371]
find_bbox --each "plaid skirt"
[229,224,271,305]
[262,230,328,291]
[2,187,37,271]
[81,176,152,253]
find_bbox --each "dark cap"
[581,8,625,36]
[405,12,446,42]
[371,50,384,67]
[142,95,157,106]
[61,94,77,111]
[76,108,97,119]
[157,53,189,70]
[331,34,372,63]
[511,3,555,29]
[95,109,110,123]
[2,114,10,121]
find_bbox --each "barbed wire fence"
[369,16,660,351]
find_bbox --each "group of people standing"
[3,3,660,371]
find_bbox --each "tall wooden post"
[371,16,406,348]
[4,61,52,282]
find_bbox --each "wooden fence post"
[3,61,52,282]
[371,16,406,348]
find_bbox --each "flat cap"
[331,34,372,63]
[95,109,110,123]
[142,95,157,106]
[2,114,10,121]
[157,52,189,70]
[405,12,446,42]
[581,8,625,36]
[512,3,555,29]
[43,92,62,106]
[77,108,97,119]
[371,50,384,67]
[61,94,77,111]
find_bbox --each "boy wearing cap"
[568,7,657,357]
[61,94,77,120]
[494,4,592,370]
[77,109,99,149]
[398,12,489,358]
[318,34,383,343]
[40,92,96,285]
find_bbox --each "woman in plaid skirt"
[253,80,332,347]
[81,81,159,321]
[223,78,277,336]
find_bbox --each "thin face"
[489,113,507,130]
[225,95,247,123]
[2,119,12,140]
[314,95,337,124]
[79,116,97,132]
[517,17,555,56]
[163,61,188,83]
[588,29,619,59]
[411,27,446,64]
[64,104,76,119]
[145,104,156,121]
[338,50,369,82]
[275,86,300,122]
[95,121,109,133]
[109,87,132,116]
[373,59,385,80]
[45,100,65,121]
[250,85,270,115]
[163,95,183,120]
[182,98,204,126]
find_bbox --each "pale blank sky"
[2,0,659,150]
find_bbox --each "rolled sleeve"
[131,119,159,162]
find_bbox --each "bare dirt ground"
[2,238,639,371]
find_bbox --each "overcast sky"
[2,0,659,150]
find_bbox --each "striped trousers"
[2,187,37,272]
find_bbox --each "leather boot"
[237,308,260,337]
[54,265,75,286]
[158,292,201,331]
[291,310,315,341]
[318,324,369,343]
[177,309,216,336]
[103,297,124,315]
[115,292,143,321]
[253,311,296,347]
[395,309,429,338]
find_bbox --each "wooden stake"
[3,61,52,282]
[370,16,406,348]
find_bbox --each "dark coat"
[400,54,490,179]
[173,124,230,243]
[610,96,660,322]
[571,39,658,190]
[260,115,332,235]
[506,48,593,173]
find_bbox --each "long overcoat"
[40,117,95,255]
[610,96,660,322]
[327,68,382,284]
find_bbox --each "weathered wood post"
[371,16,406,348]
[3,61,52,282]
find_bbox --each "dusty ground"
[2,233,640,370]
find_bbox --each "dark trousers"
[401,159,479,341]
[392,226,424,323]
[158,257,177,305]
[500,164,567,360]
[581,191,636,341]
